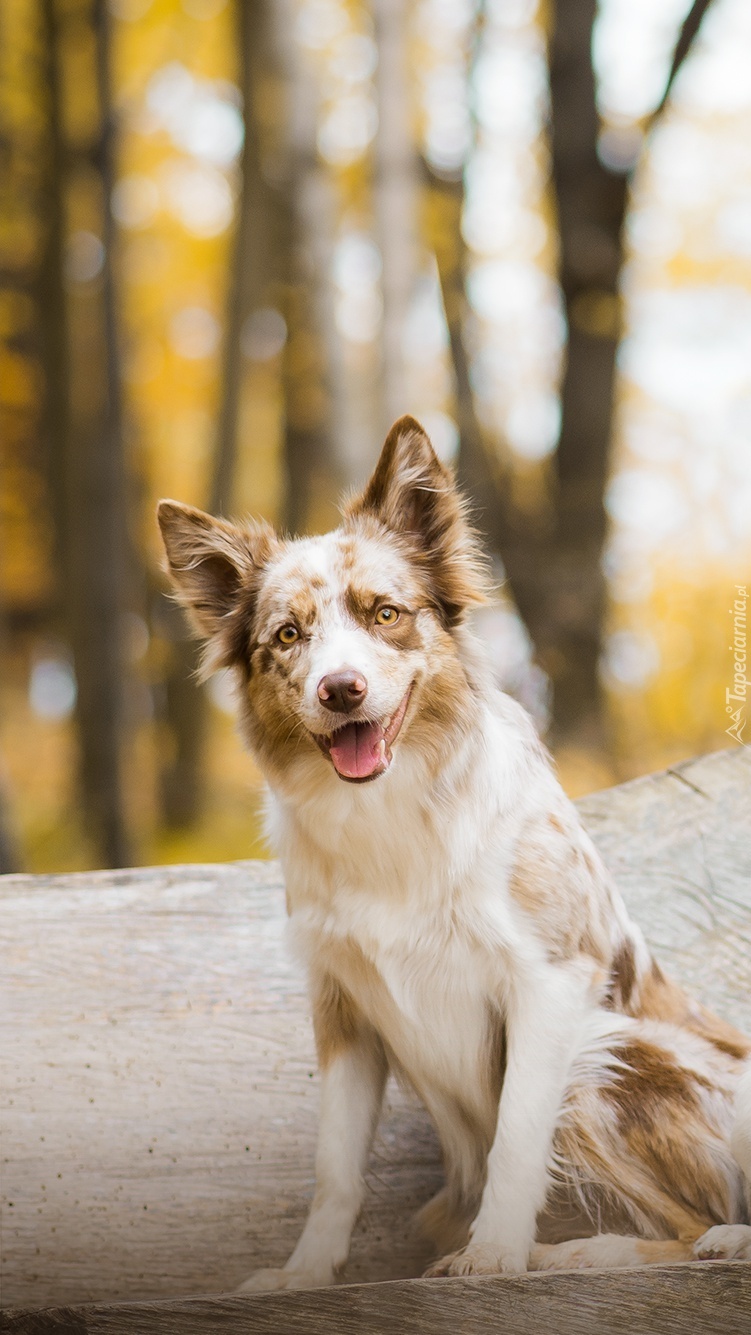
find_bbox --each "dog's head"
[158,416,489,788]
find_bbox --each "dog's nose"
[317,670,367,714]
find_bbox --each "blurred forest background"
[1,0,750,873]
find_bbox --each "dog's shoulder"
[507,796,621,965]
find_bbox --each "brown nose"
[317,670,367,714]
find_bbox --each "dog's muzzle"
[314,684,412,782]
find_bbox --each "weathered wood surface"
[1,746,750,1317]
[6,1264,751,1335]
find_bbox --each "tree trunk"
[211,0,268,519]
[278,188,337,535]
[0,755,21,874]
[38,0,71,599]
[159,0,266,831]
[65,0,130,866]
[274,0,343,532]
[372,0,421,435]
[541,0,626,741]
[425,172,502,546]
[0,605,20,873]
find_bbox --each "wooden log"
[1,746,750,1320]
[5,1263,751,1335]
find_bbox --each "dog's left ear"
[345,415,488,625]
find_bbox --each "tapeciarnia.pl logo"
[726,584,748,745]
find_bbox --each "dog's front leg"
[238,1010,387,1292]
[426,963,589,1278]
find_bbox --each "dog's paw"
[424,1243,525,1277]
[236,1266,333,1292]
[693,1225,751,1262]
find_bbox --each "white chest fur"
[273,737,536,1141]
[290,885,504,1153]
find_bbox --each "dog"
[158,415,751,1288]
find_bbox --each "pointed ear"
[345,416,488,625]
[157,500,276,672]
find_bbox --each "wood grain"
[1,745,750,1315]
[5,1264,751,1335]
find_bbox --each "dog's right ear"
[157,500,276,669]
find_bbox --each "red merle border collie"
[159,415,751,1289]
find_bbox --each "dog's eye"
[277,625,299,645]
[375,606,400,626]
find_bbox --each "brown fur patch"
[508,817,612,965]
[342,586,376,623]
[701,1027,751,1061]
[609,940,637,1008]
[343,587,424,652]
[602,1040,735,1232]
[635,961,750,1060]
[312,975,364,1067]
[633,960,693,1025]
[250,642,279,677]
[374,610,423,652]
[557,1043,738,1241]
[285,588,319,634]
[605,1040,709,1133]
[397,641,480,785]
[484,1003,507,1109]
[311,940,400,1049]
[633,1238,694,1263]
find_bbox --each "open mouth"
[315,686,412,783]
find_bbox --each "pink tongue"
[329,721,384,779]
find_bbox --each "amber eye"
[375,606,400,626]
[277,624,299,645]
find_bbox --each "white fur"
[693,1224,751,1262]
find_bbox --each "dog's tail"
[414,1186,473,1255]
